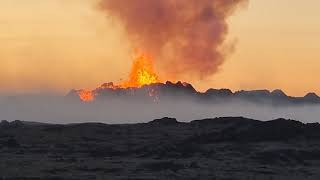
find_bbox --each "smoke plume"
[99,0,248,78]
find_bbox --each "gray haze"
[1,95,319,124]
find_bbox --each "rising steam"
[99,0,248,78]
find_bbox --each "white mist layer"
[1,95,320,124]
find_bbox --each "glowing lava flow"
[77,53,161,102]
[78,90,95,102]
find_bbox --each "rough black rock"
[1,117,320,179]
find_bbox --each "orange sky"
[1,0,320,96]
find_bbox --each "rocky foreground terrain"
[1,117,320,180]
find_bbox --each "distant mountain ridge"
[68,81,320,105]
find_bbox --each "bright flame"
[77,53,161,102]
[120,53,160,88]
[78,90,94,102]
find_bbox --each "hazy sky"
[1,0,320,96]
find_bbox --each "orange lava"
[77,53,161,102]
[78,90,95,102]
[119,53,160,88]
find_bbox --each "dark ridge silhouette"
[304,92,320,103]
[68,81,320,105]
[149,117,179,125]
[1,117,320,179]
[271,89,287,97]
[205,88,233,97]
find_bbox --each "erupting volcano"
[77,53,162,102]
[73,0,251,102]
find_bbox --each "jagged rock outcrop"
[67,81,320,105]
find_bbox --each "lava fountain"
[77,53,162,102]
[120,53,161,88]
